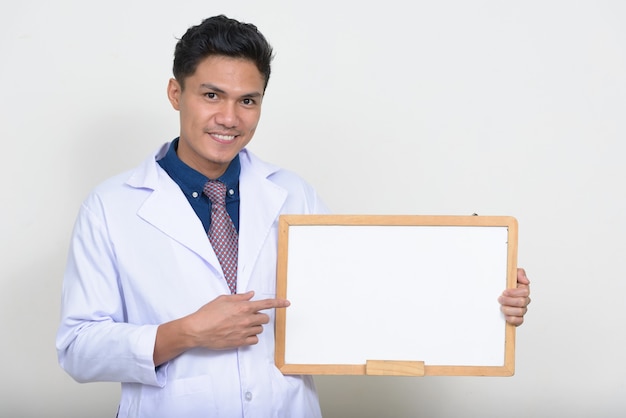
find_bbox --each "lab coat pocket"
[134,374,217,418]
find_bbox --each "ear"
[167,78,182,110]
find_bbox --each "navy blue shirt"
[157,138,241,233]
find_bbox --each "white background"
[1,1,625,417]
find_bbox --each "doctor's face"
[167,55,265,179]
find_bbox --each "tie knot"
[203,181,227,206]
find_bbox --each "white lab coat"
[56,143,327,418]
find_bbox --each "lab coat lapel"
[237,152,287,292]
[127,151,220,271]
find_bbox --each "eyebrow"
[199,83,263,98]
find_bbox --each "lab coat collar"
[124,144,287,293]
[126,143,220,278]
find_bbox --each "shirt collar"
[157,137,241,200]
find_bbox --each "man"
[56,15,531,418]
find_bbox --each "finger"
[231,290,255,301]
[250,312,270,326]
[499,294,530,308]
[504,314,525,327]
[248,298,291,312]
[501,286,530,298]
[213,291,256,305]
[242,325,265,346]
[250,324,265,335]
[240,312,270,328]
[244,335,260,346]
[503,307,525,317]
[516,268,530,285]
[501,305,528,320]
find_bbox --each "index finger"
[248,297,291,312]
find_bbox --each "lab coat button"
[245,391,253,401]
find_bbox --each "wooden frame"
[275,215,518,376]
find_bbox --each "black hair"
[173,15,274,91]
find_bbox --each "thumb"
[233,290,255,301]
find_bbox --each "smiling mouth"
[211,133,237,142]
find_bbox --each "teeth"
[214,134,235,141]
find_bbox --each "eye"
[241,98,256,106]
[204,92,217,99]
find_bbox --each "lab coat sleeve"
[266,166,331,215]
[311,186,331,215]
[56,196,166,387]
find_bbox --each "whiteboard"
[275,215,518,376]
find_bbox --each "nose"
[215,101,239,128]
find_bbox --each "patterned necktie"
[203,180,238,294]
